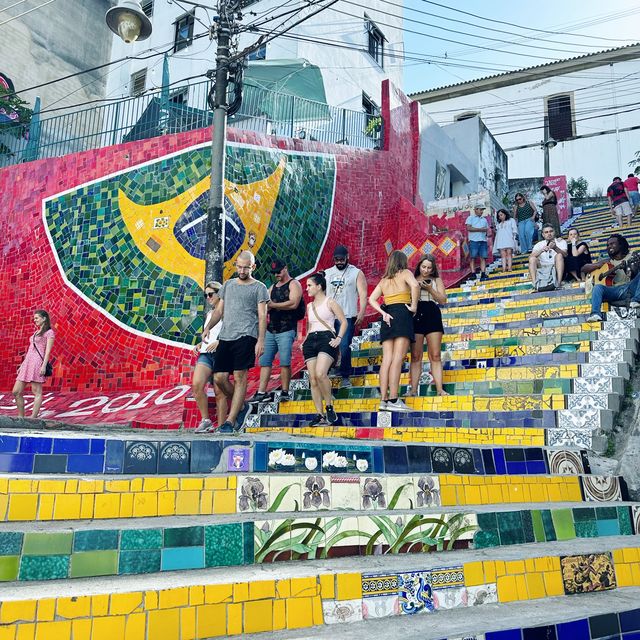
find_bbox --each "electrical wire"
[0,0,56,26]
[0,0,30,14]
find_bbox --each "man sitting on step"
[528,224,568,291]
[584,234,640,322]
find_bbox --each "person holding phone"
[408,255,448,397]
[528,224,568,291]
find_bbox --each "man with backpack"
[252,258,304,403]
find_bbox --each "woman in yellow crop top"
[368,250,419,412]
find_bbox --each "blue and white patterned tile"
[582,475,622,502]
[556,409,601,430]
[580,363,620,378]
[573,377,613,394]
[566,394,610,411]
[589,349,625,363]
[547,428,592,449]
[398,571,434,615]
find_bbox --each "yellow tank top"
[385,291,411,305]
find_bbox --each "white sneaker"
[194,418,214,434]
[630,301,640,309]
[587,313,603,322]
[379,401,390,411]
[386,399,412,413]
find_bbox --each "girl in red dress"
[13,310,54,418]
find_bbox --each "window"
[365,15,385,68]
[362,92,380,137]
[545,93,574,141]
[174,12,195,52]
[130,69,147,97]
[248,44,266,61]
[141,0,153,17]
[170,88,188,105]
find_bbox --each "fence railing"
[0,80,382,168]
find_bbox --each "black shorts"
[213,336,257,373]
[380,303,415,343]
[302,331,337,362]
[413,300,444,335]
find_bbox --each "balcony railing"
[0,80,382,168]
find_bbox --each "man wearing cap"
[465,205,490,280]
[252,258,303,403]
[324,245,368,387]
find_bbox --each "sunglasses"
[205,291,218,298]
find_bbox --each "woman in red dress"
[13,310,54,418]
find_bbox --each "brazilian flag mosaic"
[43,142,336,347]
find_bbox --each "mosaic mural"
[42,143,336,348]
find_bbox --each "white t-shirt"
[465,214,489,242]
[532,238,568,266]
[200,309,222,353]
[325,264,363,318]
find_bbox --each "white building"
[411,44,640,194]
[105,0,404,115]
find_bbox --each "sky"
[402,0,640,95]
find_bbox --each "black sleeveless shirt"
[268,280,297,333]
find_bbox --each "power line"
[0,0,30,14]
[0,0,56,26]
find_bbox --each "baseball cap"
[474,205,487,210]
[209,281,222,291]
[333,245,349,257]
[270,258,286,273]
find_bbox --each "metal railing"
[0,80,382,168]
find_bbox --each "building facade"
[411,44,640,194]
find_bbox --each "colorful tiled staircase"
[1,206,640,640]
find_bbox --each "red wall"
[0,81,431,393]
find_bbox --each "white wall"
[418,58,640,193]
[105,0,403,113]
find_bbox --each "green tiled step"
[0,503,635,582]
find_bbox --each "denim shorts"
[196,352,215,370]
[469,240,488,258]
[629,191,640,207]
[258,329,296,367]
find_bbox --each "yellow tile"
[506,560,525,575]
[612,549,625,564]
[132,493,158,518]
[439,485,457,506]
[494,561,506,578]
[319,574,335,599]
[463,561,485,587]
[180,477,204,491]
[273,599,287,631]
[189,586,204,607]
[515,574,528,600]
[52,494,82,520]
[176,490,200,515]
[36,600,55,622]
[124,613,146,640]
[92,616,126,640]
[248,580,276,600]
[180,607,196,640]
[158,587,188,610]
[496,575,518,602]
[200,490,213,513]
[336,573,362,600]
[212,490,236,515]
[1,601,37,624]
[312,595,323,625]
[79,494,94,519]
[0,494,8,520]
[109,593,143,616]
[464,485,481,504]
[34,621,71,640]
[244,600,274,633]
[143,478,167,492]
[630,563,640,586]
[233,583,249,602]
[525,558,536,573]
[227,476,237,490]
[227,603,243,635]
[56,597,91,619]
[157,492,176,516]
[205,584,233,604]
[483,561,496,583]
[130,479,143,492]
[16,624,35,640]
[8,495,38,521]
[286,597,314,630]
[119,493,134,518]
[623,548,639,563]
[77,480,103,494]
[196,604,226,638]
[64,480,78,494]
[616,563,633,587]
[8,480,32,493]
[148,609,179,640]
[70,620,91,640]
[543,571,565,597]
[290,577,317,597]
[93,494,121,519]
[105,480,129,493]
[276,579,291,599]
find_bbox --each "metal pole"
[543,115,550,178]
[204,5,232,285]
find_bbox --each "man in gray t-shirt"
[202,251,269,434]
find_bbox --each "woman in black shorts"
[409,254,448,396]
[302,273,347,426]
[368,250,419,412]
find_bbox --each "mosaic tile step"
[1,538,640,638]
[0,430,597,478]
[0,472,619,522]
[0,503,636,582]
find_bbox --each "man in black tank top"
[252,258,303,402]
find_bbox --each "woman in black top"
[564,227,591,281]
[540,185,561,237]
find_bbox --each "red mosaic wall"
[0,81,443,396]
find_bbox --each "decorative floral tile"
[268,476,301,512]
[360,476,388,510]
[322,599,363,625]
[362,595,399,619]
[268,446,296,471]
[466,583,497,606]
[582,476,622,502]
[548,450,585,475]
[398,570,434,614]
[300,475,332,511]
[385,476,415,510]
[561,553,616,595]
[322,449,350,472]
[431,566,465,589]
[361,573,399,598]
[237,475,269,513]
[432,586,468,610]
[328,476,359,511]
[416,475,441,508]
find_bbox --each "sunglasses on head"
[205,291,218,298]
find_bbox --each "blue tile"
[0,453,34,473]
[190,440,223,473]
[621,609,640,632]
[33,454,67,473]
[67,455,104,474]
[590,613,620,638]
[123,442,157,474]
[373,447,384,473]
[493,448,506,474]
[526,461,547,475]
[19,437,52,454]
[471,448,485,474]
[0,436,19,453]
[482,449,496,474]
[524,447,544,461]
[506,461,527,475]
[158,442,190,474]
[53,439,90,455]
[90,439,106,455]
[383,446,408,474]
[523,625,557,639]
[161,547,205,571]
[623,633,640,640]
[596,519,620,536]
[105,440,124,473]
[407,446,431,473]
[253,441,267,472]
[485,630,522,640]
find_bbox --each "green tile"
[205,524,243,567]
[70,551,118,578]
[497,511,524,545]
[164,526,204,548]
[0,532,23,556]
[596,506,618,520]
[476,512,498,531]
[618,507,633,535]
[0,556,19,581]
[120,529,162,550]
[531,510,546,542]
[472,530,500,549]
[551,509,576,541]
[19,555,69,581]
[521,511,535,543]
[572,507,596,522]
[73,530,119,552]
[574,521,598,538]
[23,532,72,556]
[119,549,161,575]
[242,522,254,565]
[540,510,557,541]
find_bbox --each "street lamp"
[541,137,557,178]
[106,0,152,43]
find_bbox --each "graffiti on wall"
[43,141,336,348]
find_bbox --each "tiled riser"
[0,505,637,582]
[3,547,640,637]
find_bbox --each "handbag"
[32,335,53,377]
